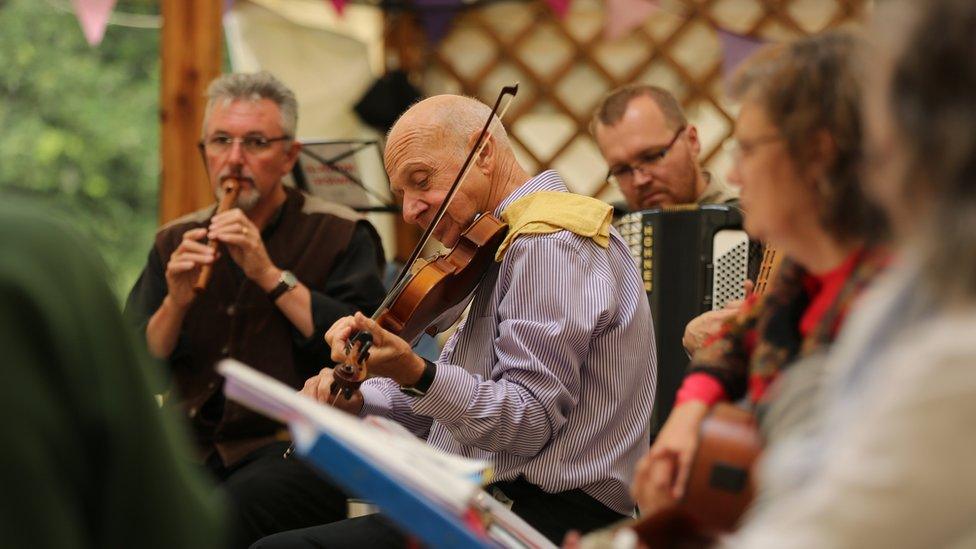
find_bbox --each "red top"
[675,250,863,406]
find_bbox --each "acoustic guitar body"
[682,403,761,534]
[631,405,762,547]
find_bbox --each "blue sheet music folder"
[217,359,552,548]
[296,427,495,549]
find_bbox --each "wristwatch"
[267,270,298,301]
[400,358,437,397]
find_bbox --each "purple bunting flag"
[717,28,767,86]
[414,0,465,45]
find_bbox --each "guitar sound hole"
[709,462,748,493]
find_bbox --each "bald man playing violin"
[254,94,657,548]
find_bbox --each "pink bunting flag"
[70,0,117,46]
[543,0,571,19]
[330,0,348,16]
[717,28,767,85]
[603,0,659,41]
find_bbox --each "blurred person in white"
[724,0,976,546]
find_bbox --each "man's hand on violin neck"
[324,312,426,386]
[301,367,364,415]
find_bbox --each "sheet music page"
[218,359,486,511]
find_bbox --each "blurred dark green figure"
[0,196,223,548]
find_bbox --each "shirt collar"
[695,172,739,205]
[493,170,568,218]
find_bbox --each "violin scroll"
[330,332,373,400]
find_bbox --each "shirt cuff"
[409,362,477,422]
[675,373,727,406]
[359,379,395,418]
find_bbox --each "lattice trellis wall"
[419,0,867,203]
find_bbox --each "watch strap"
[400,358,436,397]
[268,270,296,301]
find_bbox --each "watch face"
[282,270,297,287]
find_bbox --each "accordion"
[616,204,761,433]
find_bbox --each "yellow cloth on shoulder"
[496,191,613,261]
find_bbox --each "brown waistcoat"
[154,187,363,465]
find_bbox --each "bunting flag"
[70,0,117,46]
[603,0,658,41]
[543,0,571,19]
[716,28,767,85]
[413,0,465,45]
[330,0,348,16]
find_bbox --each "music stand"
[291,139,398,213]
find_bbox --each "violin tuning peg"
[358,340,372,364]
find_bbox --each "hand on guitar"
[324,312,427,387]
[300,367,364,415]
[682,280,754,355]
[632,400,710,514]
[682,308,738,356]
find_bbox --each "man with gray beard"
[124,71,386,547]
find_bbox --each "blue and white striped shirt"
[361,170,656,514]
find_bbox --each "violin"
[193,177,241,293]
[329,83,519,400]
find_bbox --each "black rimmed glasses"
[606,125,686,185]
[199,134,292,156]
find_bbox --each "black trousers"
[252,476,627,548]
[207,441,350,549]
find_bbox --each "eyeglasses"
[606,126,686,185]
[725,134,781,162]
[199,134,292,156]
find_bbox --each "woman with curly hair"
[632,29,890,517]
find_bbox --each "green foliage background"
[0,0,162,299]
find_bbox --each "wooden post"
[385,12,426,261]
[159,0,223,225]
